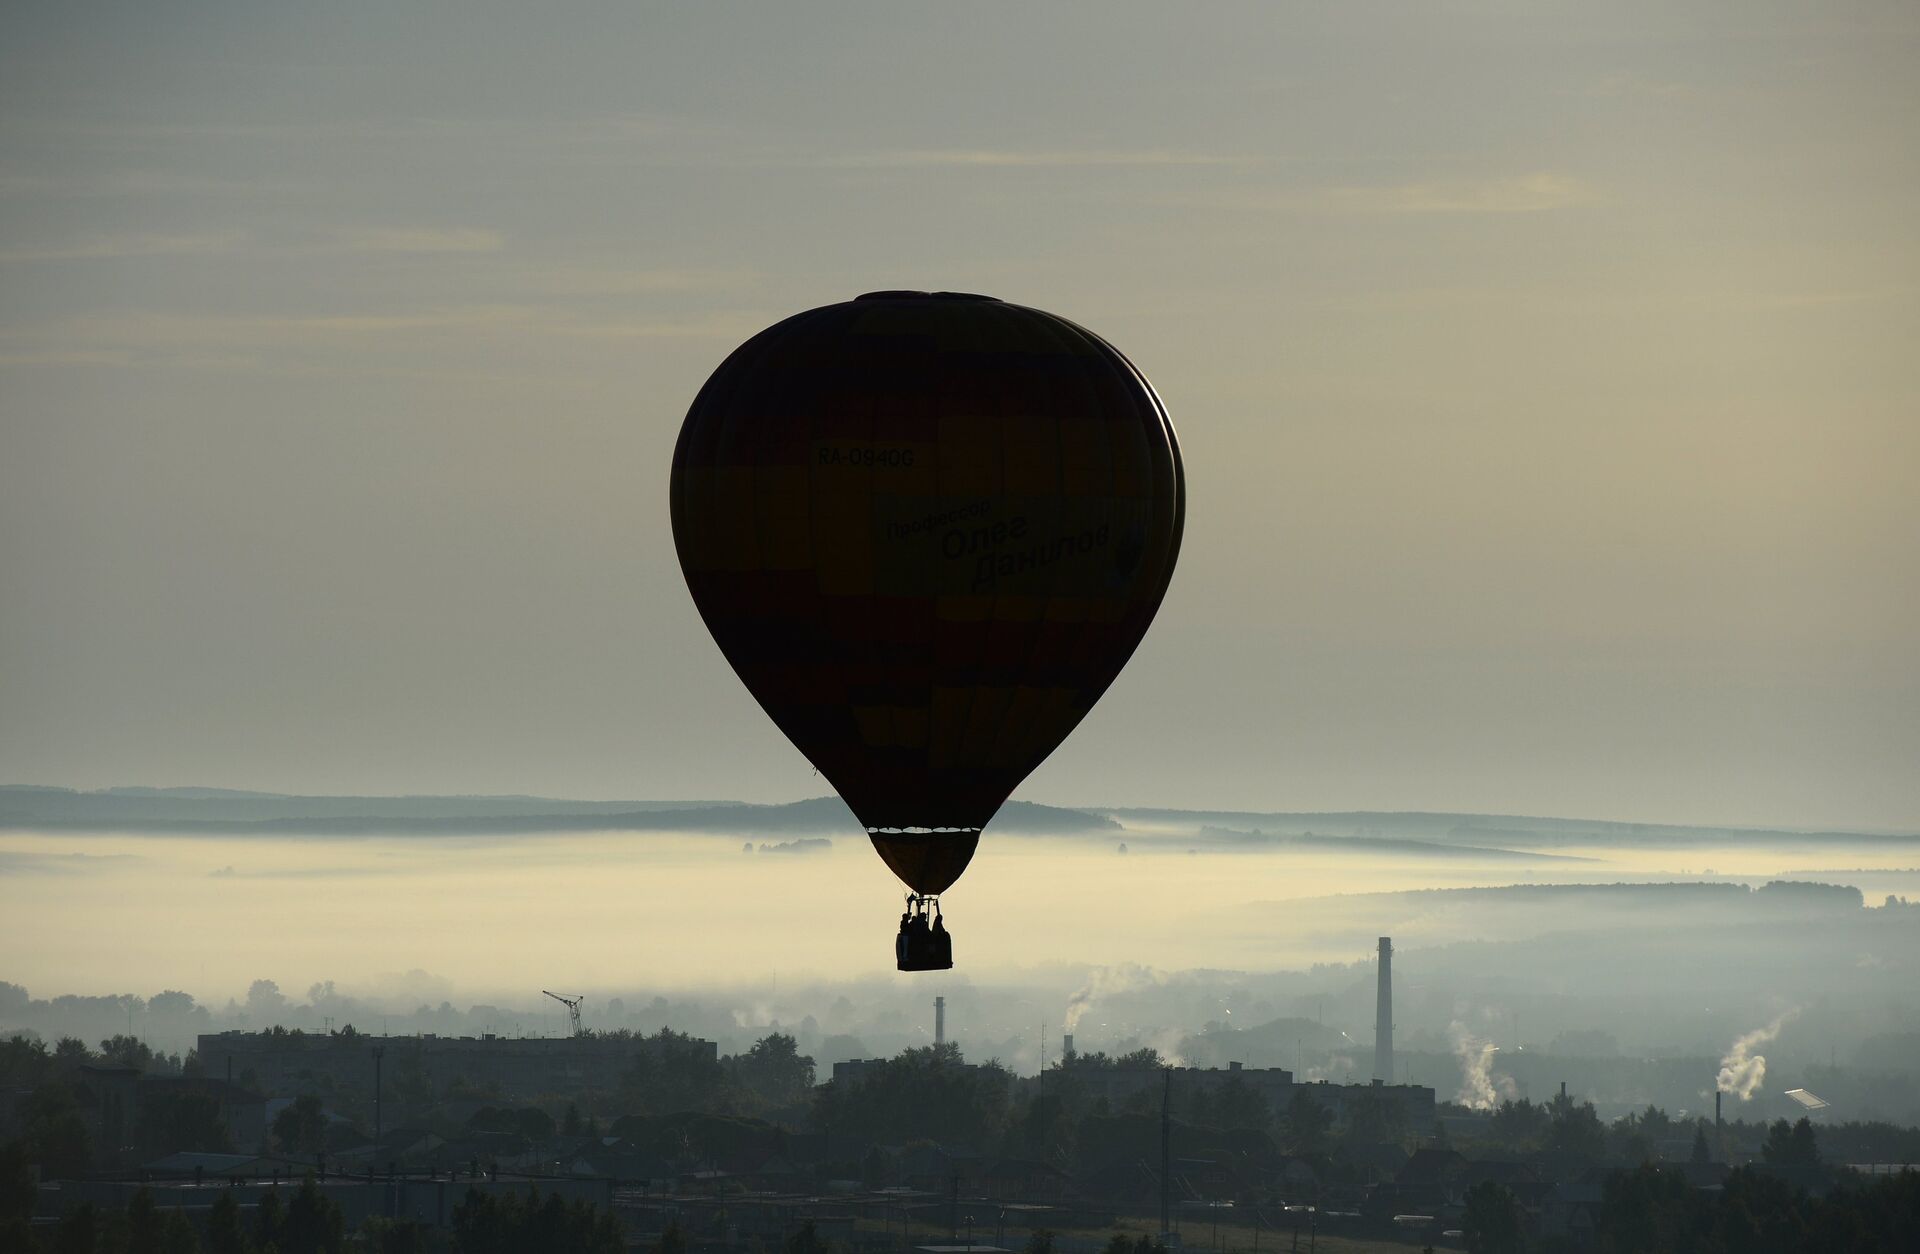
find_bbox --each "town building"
[196,1029,715,1102]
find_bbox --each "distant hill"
[0,786,1117,836]
[1296,879,1865,909]
[1178,1015,1351,1068]
[1091,806,1919,848]
[7,786,1910,844]
[1191,825,1596,862]
[0,785,735,825]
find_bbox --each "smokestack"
[935,996,945,1047]
[1063,1033,1075,1062]
[1374,936,1394,1084]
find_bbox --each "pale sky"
[2,2,1916,830]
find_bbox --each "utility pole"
[1161,1068,1171,1245]
[372,1045,385,1163]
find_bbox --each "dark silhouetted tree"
[254,1186,285,1252]
[1595,1164,1697,1254]
[0,1034,53,1089]
[362,1215,432,1253]
[273,1096,327,1154]
[1761,1117,1820,1168]
[729,1032,816,1108]
[621,1028,731,1116]
[1489,1099,1550,1151]
[1462,1181,1524,1254]
[159,1209,200,1254]
[247,981,290,1024]
[0,1141,36,1254]
[100,1034,159,1071]
[812,1045,1011,1149]
[1283,1089,1333,1157]
[20,1080,93,1177]
[281,1174,346,1254]
[126,1186,163,1254]
[206,1191,250,1254]
[54,1201,98,1254]
[1544,1095,1607,1165]
[449,1183,621,1254]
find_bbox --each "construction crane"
[543,990,584,1037]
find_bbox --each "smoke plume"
[1450,1020,1515,1111]
[1063,962,1162,1033]
[1717,1008,1799,1101]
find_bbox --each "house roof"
[1397,1148,1468,1186]
[980,1157,1070,1181]
[143,1076,265,1103]
[143,1151,275,1175]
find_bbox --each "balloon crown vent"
[856,290,999,302]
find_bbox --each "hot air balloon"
[671,291,1184,970]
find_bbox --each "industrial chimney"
[1063,1033,1075,1063]
[935,996,945,1047]
[1374,936,1394,1084]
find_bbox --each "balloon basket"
[895,894,953,971]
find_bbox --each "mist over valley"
[6,786,1916,1129]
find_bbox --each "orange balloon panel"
[671,292,1184,895]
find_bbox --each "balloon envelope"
[671,292,1183,895]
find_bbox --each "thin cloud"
[0,302,762,373]
[0,349,140,368]
[1201,173,1592,216]
[0,226,507,263]
[0,851,142,875]
[1569,72,1698,100]
[830,148,1254,169]
[0,233,248,263]
[1329,173,1591,214]
[0,169,302,200]
[6,306,543,349]
[324,227,506,255]
[208,865,425,880]
[290,304,538,333]
[525,266,759,297]
[555,310,778,340]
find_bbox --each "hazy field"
[4,816,1915,1002]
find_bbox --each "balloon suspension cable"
[896,893,954,972]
